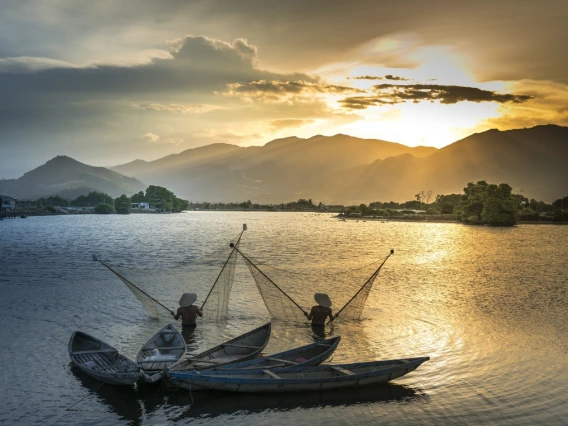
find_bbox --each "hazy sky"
[1,0,567,178]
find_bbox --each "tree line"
[13,180,568,224]
[19,185,189,215]
[344,181,568,225]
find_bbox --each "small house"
[1,195,16,210]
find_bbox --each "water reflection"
[71,362,428,424]
[70,368,143,425]
[2,215,568,425]
[165,384,426,423]
[181,327,197,345]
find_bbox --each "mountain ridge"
[2,125,566,203]
[0,155,146,199]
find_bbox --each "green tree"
[114,194,131,214]
[94,202,115,214]
[456,181,518,226]
[72,191,113,207]
[131,191,145,204]
[440,202,455,214]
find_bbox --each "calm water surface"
[1,213,567,425]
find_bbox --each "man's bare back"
[307,305,334,325]
[174,305,203,325]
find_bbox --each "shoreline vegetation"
[2,180,568,226]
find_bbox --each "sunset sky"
[1,0,567,178]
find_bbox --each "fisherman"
[305,293,337,327]
[171,292,203,328]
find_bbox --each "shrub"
[94,203,115,214]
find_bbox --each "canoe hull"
[72,364,141,386]
[173,323,271,371]
[68,331,141,386]
[136,324,186,383]
[207,336,341,371]
[170,357,429,393]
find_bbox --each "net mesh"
[241,255,307,322]
[335,269,381,321]
[95,231,244,321]
[200,238,240,321]
[113,271,165,320]
[235,249,392,322]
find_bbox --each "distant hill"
[4,126,567,203]
[331,125,568,203]
[0,155,146,199]
[110,134,437,202]
[110,127,568,203]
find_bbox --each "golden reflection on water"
[2,214,567,425]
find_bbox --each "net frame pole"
[231,245,308,316]
[92,255,173,314]
[334,249,394,319]
[200,227,245,310]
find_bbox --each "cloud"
[478,80,568,130]
[220,80,363,103]
[162,138,184,145]
[140,132,160,143]
[350,74,410,81]
[0,35,313,100]
[135,103,226,114]
[0,57,77,73]
[269,119,315,130]
[339,84,532,109]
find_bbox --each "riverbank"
[338,216,568,225]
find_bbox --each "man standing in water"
[305,293,336,328]
[171,292,203,328]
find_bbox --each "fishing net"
[105,265,164,320]
[335,268,382,321]
[240,254,307,322]
[200,238,240,321]
[93,230,245,321]
[235,249,393,322]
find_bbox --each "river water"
[1,213,566,425]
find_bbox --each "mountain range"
[0,156,146,200]
[1,125,566,203]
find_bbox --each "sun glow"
[312,42,513,147]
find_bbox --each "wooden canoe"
[172,323,271,371]
[210,336,341,371]
[136,324,187,383]
[169,356,429,393]
[68,331,141,386]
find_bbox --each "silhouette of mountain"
[334,125,568,203]
[4,126,566,203]
[0,155,146,199]
[110,134,437,202]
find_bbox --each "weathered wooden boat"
[210,336,341,371]
[169,356,429,393]
[68,331,141,386]
[136,324,187,383]
[172,323,271,371]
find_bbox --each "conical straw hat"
[179,292,197,307]
[314,293,332,308]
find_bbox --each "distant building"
[1,195,16,210]
[131,201,152,210]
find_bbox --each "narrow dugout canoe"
[136,324,187,383]
[172,323,271,371]
[68,331,141,386]
[169,356,430,393]
[210,336,341,371]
